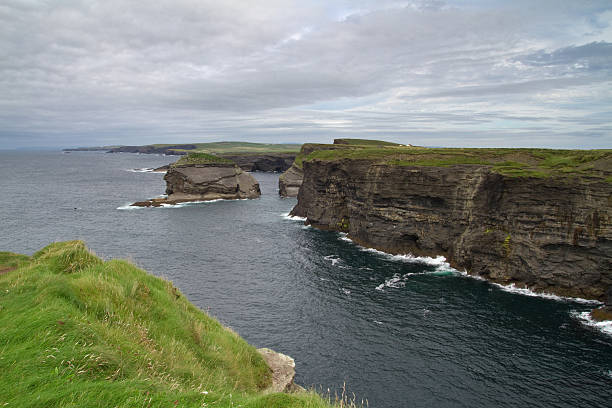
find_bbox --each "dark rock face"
[291,159,612,301]
[278,164,303,197]
[277,143,347,197]
[218,153,295,172]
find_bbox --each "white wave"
[280,212,307,221]
[571,310,612,336]
[375,271,435,291]
[488,282,601,305]
[458,270,602,305]
[341,288,351,295]
[126,167,167,173]
[457,270,487,281]
[117,198,247,210]
[301,225,312,230]
[324,255,341,266]
[338,232,353,242]
[158,198,249,208]
[334,231,602,307]
[373,320,383,325]
[117,203,145,210]
[336,232,453,272]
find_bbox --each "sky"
[1,0,611,149]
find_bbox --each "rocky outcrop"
[218,153,296,172]
[132,163,260,206]
[165,163,260,201]
[257,348,303,393]
[278,164,303,197]
[291,159,612,301]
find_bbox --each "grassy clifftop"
[0,241,331,407]
[303,143,612,180]
[149,142,300,155]
[171,152,235,167]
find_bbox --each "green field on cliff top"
[171,152,236,166]
[302,142,612,180]
[0,241,335,408]
[154,142,301,155]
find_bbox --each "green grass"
[0,241,333,408]
[333,139,401,147]
[172,152,235,167]
[304,145,612,180]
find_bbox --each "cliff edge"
[290,144,612,302]
[0,241,330,407]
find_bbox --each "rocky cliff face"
[291,159,612,301]
[278,143,348,197]
[278,164,303,197]
[219,153,295,172]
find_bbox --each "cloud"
[0,0,611,148]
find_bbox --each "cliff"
[218,153,295,172]
[278,143,358,197]
[132,153,260,207]
[0,241,329,407]
[279,164,303,197]
[290,145,612,302]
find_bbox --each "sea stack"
[132,153,260,207]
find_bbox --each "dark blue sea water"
[1,151,611,408]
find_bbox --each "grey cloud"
[1,0,611,149]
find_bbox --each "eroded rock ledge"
[132,163,260,207]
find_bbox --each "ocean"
[1,150,610,407]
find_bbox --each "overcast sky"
[1,0,611,149]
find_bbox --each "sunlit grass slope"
[0,241,331,407]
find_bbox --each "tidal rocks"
[291,159,612,301]
[257,348,303,393]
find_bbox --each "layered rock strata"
[278,164,303,197]
[278,143,347,197]
[291,159,612,301]
[218,153,296,172]
[132,163,260,207]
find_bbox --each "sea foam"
[570,310,612,337]
[126,168,166,173]
[487,282,601,305]
[280,212,307,221]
